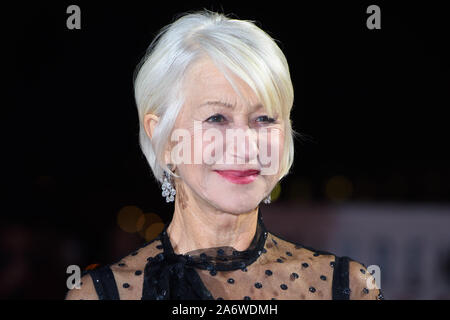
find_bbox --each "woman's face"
[168,58,285,214]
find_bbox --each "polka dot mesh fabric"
[67,209,384,300]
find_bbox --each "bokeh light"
[144,222,165,242]
[271,183,282,202]
[85,263,100,271]
[117,205,144,233]
[137,213,164,242]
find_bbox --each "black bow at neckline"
[141,209,268,300]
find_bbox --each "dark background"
[5,1,449,298]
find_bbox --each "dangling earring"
[263,194,271,204]
[161,166,176,203]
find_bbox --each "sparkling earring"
[263,194,271,204]
[161,169,176,203]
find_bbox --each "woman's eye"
[205,114,227,123]
[255,115,276,123]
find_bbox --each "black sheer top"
[66,208,384,300]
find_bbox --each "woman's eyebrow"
[198,100,236,109]
[198,101,265,111]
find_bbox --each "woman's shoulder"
[110,235,164,274]
[65,235,164,300]
[346,257,384,299]
[266,231,337,265]
[64,270,99,300]
[108,235,165,299]
[266,231,383,300]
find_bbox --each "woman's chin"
[211,197,261,214]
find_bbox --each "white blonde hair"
[133,10,298,184]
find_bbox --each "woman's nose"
[227,126,258,165]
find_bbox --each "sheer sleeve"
[64,273,99,300]
[348,260,384,300]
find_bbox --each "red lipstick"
[214,170,260,184]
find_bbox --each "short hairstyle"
[133,10,298,184]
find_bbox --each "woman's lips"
[213,170,260,184]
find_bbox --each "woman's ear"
[143,113,159,140]
[144,113,173,166]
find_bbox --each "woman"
[66,10,384,300]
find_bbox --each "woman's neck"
[166,182,259,255]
